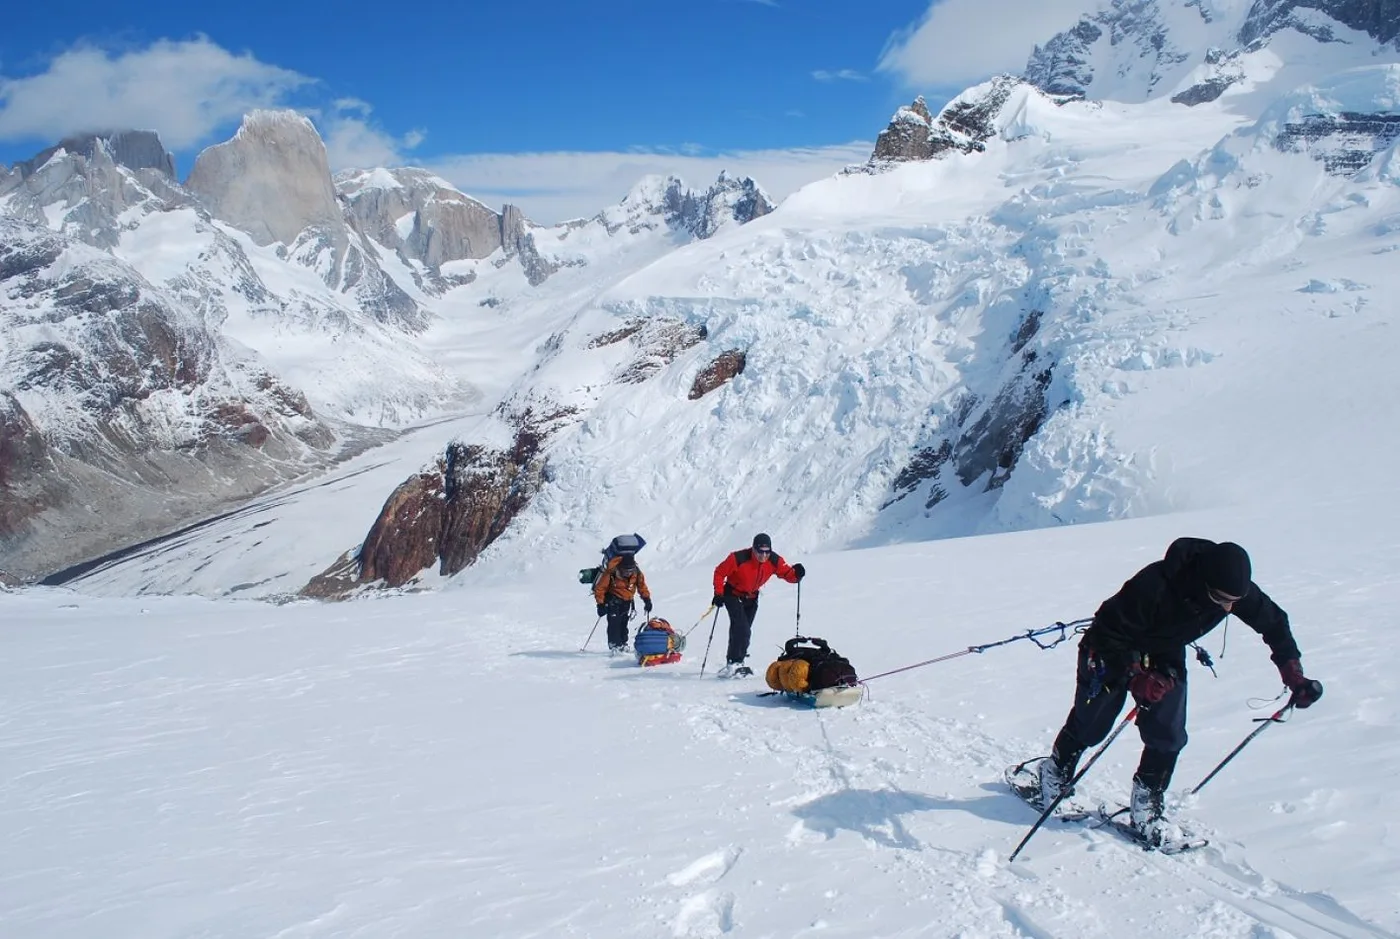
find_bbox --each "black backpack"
[578,533,647,588]
[776,636,858,690]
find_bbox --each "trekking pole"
[1009,705,1139,862]
[699,607,722,677]
[794,580,802,637]
[1190,700,1295,795]
[580,616,603,652]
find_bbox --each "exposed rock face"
[336,167,507,287]
[0,133,190,250]
[886,344,1056,509]
[0,216,336,578]
[187,110,423,329]
[603,174,775,240]
[1024,21,1104,99]
[663,172,775,238]
[15,130,176,179]
[1026,0,1190,100]
[0,391,65,544]
[953,355,1054,491]
[872,96,938,161]
[1276,111,1400,171]
[187,110,341,246]
[437,433,545,577]
[689,349,747,400]
[304,406,573,594]
[613,319,708,384]
[1240,0,1400,46]
[358,470,446,585]
[871,78,1023,164]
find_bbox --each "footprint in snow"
[672,890,736,937]
[666,847,741,887]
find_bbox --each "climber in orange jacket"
[594,553,652,653]
[710,532,805,678]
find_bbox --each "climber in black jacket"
[1035,537,1323,844]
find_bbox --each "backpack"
[634,617,684,667]
[579,533,647,588]
[765,636,858,694]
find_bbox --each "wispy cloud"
[318,99,424,170]
[811,69,868,83]
[879,0,1095,87]
[0,37,310,149]
[424,142,873,225]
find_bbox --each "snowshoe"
[1094,806,1208,855]
[1004,759,1089,819]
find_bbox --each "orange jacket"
[713,548,798,599]
[594,556,651,604]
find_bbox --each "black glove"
[643,597,653,613]
[792,563,806,581]
[711,594,725,608]
[595,604,606,617]
[1278,659,1323,709]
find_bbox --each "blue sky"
[0,0,1093,222]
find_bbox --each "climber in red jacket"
[710,532,804,678]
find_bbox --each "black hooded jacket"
[1087,537,1301,674]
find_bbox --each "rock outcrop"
[186,110,423,329]
[871,78,1023,163]
[186,110,341,246]
[303,405,575,595]
[689,349,746,400]
[1240,0,1400,47]
[0,132,190,250]
[14,129,176,180]
[603,173,775,239]
[336,167,508,288]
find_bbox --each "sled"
[765,684,863,709]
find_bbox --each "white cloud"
[812,69,868,82]
[0,38,310,149]
[879,0,1099,88]
[319,100,424,170]
[423,143,874,225]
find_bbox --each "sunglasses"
[1206,586,1243,607]
[754,547,771,555]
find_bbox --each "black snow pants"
[721,593,760,664]
[604,596,633,648]
[1050,640,1189,791]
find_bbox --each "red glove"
[1277,659,1323,709]
[1128,666,1175,705]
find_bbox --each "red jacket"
[713,548,798,599]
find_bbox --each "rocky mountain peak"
[1024,0,1400,105]
[1240,0,1400,47]
[335,167,509,274]
[186,109,341,246]
[606,173,774,239]
[871,78,1024,163]
[0,131,189,249]
[14,130,175,180]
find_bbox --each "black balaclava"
[1199,541,1251,596]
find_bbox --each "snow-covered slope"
[50,48,1400,599]
[4,490,1397,937]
